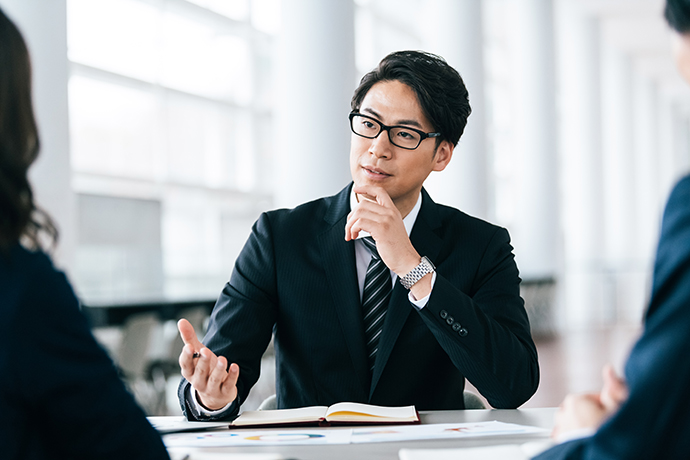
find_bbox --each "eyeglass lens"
[351,114,422,149]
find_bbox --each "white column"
[557,1,605,329]
[658,94,678,202]
[672,108,690,179]
[632,75,661,303]
[658,101,690,202]
[0,0,75,272]
[601,44,638,323]
[420,0,489,219]
[274,0,355,208]
[512,0,560,280]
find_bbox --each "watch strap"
[399,256,435,290]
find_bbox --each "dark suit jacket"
[0,244,169,460]
[180,184,539,420]
[535,174,690,459]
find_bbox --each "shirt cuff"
[407,271,437,310]
[190,384,236,416]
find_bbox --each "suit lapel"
[369,188,444,398]
[318,184,370,396]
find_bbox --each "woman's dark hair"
[0,8,57,252]
[666,0,690,33]
[351,50,471,147]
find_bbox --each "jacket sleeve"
[179,211,277,421]
[418,226,539,409]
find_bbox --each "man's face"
[349,80,453,215]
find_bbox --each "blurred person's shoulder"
[1,243,59,280]
[672,173,690,195]
[664,174,690,219]
[0,243,76,314]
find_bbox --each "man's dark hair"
[665,0,690,32]
[351,50,471,147]
[0,8,57,252]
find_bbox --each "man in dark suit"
[177,51,539,421]
[534,1,690,458]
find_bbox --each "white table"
[161,407,556,460]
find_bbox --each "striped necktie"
[361,236,392,373]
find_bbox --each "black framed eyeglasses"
[349,112,441,150]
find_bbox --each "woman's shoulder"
[1,244,76,311]
[1,243,58,279]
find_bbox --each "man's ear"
[432,140,454,172]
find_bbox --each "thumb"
[177,318,203,349]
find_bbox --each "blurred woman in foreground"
[0,8,169,460]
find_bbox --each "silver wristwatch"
[399,256,435,290]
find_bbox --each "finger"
[601,365,626,401]
[178,344,199,380]
[189,347,216,392]
[357,193,377,203]
[222,362,240,400]
[345,191,380,241]
[178,318,203,349]
[207,355,230,391]
[345,216,364,241]
[344,210,358,241]
[600,364,628,409]
[353,185,394,208]
[200,358,238,410]
[196,362,239,411]
[345,200,390,241]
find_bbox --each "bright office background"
[3,0,690,414]
[3,0,690,338]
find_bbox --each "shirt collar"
[349,187,422,239]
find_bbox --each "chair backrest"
[117,312,159,379]
[258,394,277,411]
[463,391,486,409]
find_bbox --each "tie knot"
[361,236,381,259]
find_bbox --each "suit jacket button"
[440,310,448,319]
[458,328,468,337]
[452,323,461,331]
[446,316,454,325]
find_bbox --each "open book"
[230,402,419,428]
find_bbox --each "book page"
[325,402,418,422]
[231,406,329,426]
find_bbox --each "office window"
[67,0,275,302]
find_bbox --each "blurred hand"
[551,364,628,441]
[551,393,606,440]
[177,318,239,411]
[600,364,628,413]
